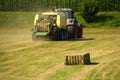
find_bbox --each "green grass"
[0,11,36,28]
[0,12,120,80]
[75,11,120,28]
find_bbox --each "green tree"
[79,0,99,22]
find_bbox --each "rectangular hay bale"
[65,53,91,65]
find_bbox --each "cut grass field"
[0,12,120,80]
[0,27,120,80]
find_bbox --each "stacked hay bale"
[83,53,91,64]
[65,53,90,65]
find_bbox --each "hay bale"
[83,53,90,64]
[65,53,90,65]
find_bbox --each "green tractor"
[32,8,82,40]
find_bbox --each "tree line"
[0,0,120,11]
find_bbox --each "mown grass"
[0,27,120,80]
[0,12,120,80]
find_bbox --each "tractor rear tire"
[60,29,70,40]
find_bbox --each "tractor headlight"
[67,19,74,25]
[69,19,73,23]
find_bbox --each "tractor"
[32,8,82,40]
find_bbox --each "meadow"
[0,12,120,80]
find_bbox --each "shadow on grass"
[90,62,100,65]
[65,62,100,66]
[67,37,95,41]
[33,36,95,42]
[85,62,100,65]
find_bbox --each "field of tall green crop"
[0,12,120,80]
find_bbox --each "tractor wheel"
[64,31,68,40]
[56,29,70,40]
[61,29,70,40]
[60,29,65,40]
[66,31,70,40]
[61,31,64,40]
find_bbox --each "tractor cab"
[55,8,74,19]
[55,8,75,25]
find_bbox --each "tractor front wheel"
[58,29,70,40]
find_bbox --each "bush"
[79,0,99,22]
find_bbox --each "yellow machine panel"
[56,13,66,29]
